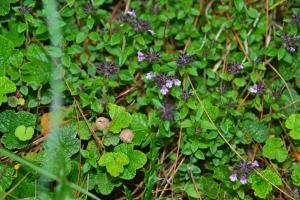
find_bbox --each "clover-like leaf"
[114,143,147,180]
[103,133,120,146]
[98,152,129,177]
[130,113,149,145]
[14,125,35,141]
[0,110,36,149]
[262,137,288,162]
[249,168,282,199]
[108,103,132,133]
[0,76,16,105]
[285,114,300,140]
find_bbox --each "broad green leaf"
[292,164,300,186]
[0,163,14,190]
[0,0,17,16]
[108,104,132,133]
[98,152,129,177]
[103,133,120,146]
[130,113,149,145]
[0,76,16,105]
[21,61,52,87]
[0,36,14,75]
[249,169,282,199]
[240,120,268,143]
[114,143,147,180]
[262,137,288,162]
[285,114,300,140]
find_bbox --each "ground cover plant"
[0,0,300,199]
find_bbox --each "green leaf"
[262,137,288,162]
[240,119,269,143]
[0,110,36,149]
[249,168,282,199]
[291,164,300,186]
[130,113,149,145]
[108,104,132,133]
[76,32,87,43]
[234,0,244,11]
[285,114,300,140]
[73,121,91,140]
[114,143,147,180]
[21,61,52,87]
[0,76,16,105]
[98,152,129,177]
[0,0,17,16]
[0,163,14,190]
[103,133,120,146]
[44,125,80,158]
[14,125,35,141]
[0,36,14,75]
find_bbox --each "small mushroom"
[119,129,134,143]
[96,117,110,131]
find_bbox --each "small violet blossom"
[251,160,259,168]
[288,46,296,53]
[240,176,247,185]
[146,72,156,80]
[127,10,136,17]
[249,85,258,94]
[173,79,181,86]
[147,29,155,35]
[166,80,173,88]
[236,64,244,70]
[137,51,146,62]
[161,86,169,95]
[229,173,238,182]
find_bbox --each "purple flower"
[166,80,173,88]
[146,72,156,80]
[138,51,146,62]
[249,85,258,94]
[240,176,247,185]
[287,46,296,53]
[237,64,244,70]
[173,79,181,86]
[127,10,136,17]
[229,173,238,182]
[148,29,155,35]
[251,160,259,168]
[160,86,169,95]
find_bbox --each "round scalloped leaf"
[98,152,129,177]
[262,137,288,162]
[114,143,147,180]
[285,114,300,140]
[108,103,132,133]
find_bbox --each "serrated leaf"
[108,104,132,133]
[240,119,268,143]
[114,143,147,180]
[249,169,282,198]
[21,61,52,87]
[262,137,288,162]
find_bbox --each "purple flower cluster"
[82,3,95,14]
[176,53,197,67]
[227,62,244,74]
[160,101,177,120]
[229,160,259,185]
[146,72,181,95]
[292,14,300,25]
[182,90,192,100]
[281,34,300,53]
[249,83,265,95]
[119,9,155,35]
[19,5,33,14]
[137,51,160,63]
[95,62,119,77]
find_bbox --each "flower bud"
[119,129,134,143]
[96,117,110,131]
